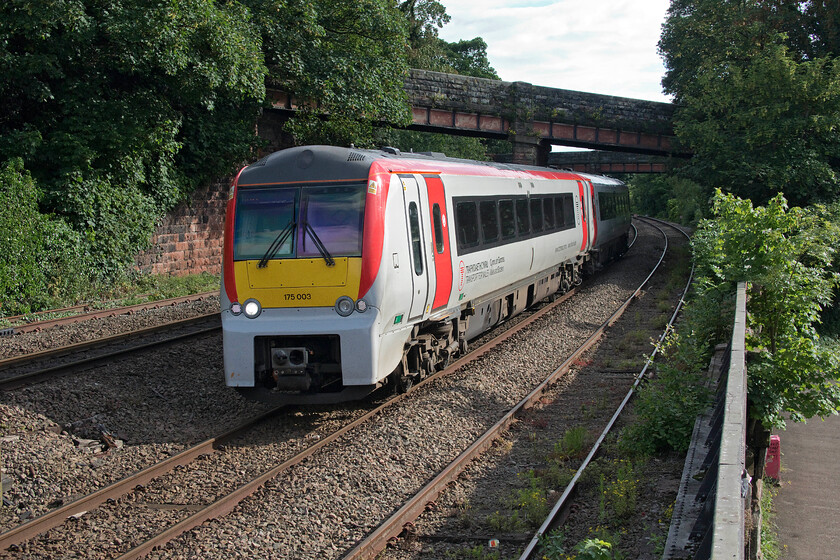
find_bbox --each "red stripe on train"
[222,167,245,304]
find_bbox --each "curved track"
[0,219,672,560]
[517,217,693,559]
[343,217,688,560]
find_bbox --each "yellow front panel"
[246,258,351,288]
[234,258,362,308]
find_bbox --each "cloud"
[438,0,672,102]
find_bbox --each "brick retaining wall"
[135,178,230,276]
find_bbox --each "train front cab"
[220,151,458,403]
[221,159,388,404]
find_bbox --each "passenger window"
[564,194,576,227]
[554,196,565,229]
[479,200,499,243]
[408,202,423,275]
[432,203,444,254]
[515,198,530,236]
[530,198,543,232]
[543,198,555,230]
[455,201,480,249]
[499,199,515,239]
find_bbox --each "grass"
[2,272,220,326]
[117,271,220,302]
[760,480,782,560]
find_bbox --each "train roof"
[237,145,623,187]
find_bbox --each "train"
[221,145,631,404]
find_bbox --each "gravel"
[0,296,221,359]
[0,222,675,560]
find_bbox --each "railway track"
[0,292,218,336]
[366,217,693,559]
[0,314,220,391]
[0,287,582,557]
[345,218,690,560]
[516,217,693,560]
[0,219,670,560]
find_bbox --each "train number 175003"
[284,293,312,301]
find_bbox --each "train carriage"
[221,145,631,404]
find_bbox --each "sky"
[437,0,672,103]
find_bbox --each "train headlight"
[335,296,354,317]
[230,302,242,315]
[355,298,368,313]
[243,298,262,319]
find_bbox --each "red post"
[765,435,781,480]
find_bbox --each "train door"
[587,181,598,247]
[424,175,452,311]
[400,175,431,320]
[577,180,589,252]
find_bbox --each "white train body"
[221,146,630,403]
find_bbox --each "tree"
[400,0,450,70]
[0,0,267,279]
[377,2,502,159]
[440,37,499,80]
[659,0,840,206]
[243,0,413,146]
[628,175,708,225]
[691,190,840,428]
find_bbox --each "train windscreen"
[233,184,366,261]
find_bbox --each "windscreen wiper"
[257,220,296,268]
[303,222,335,267]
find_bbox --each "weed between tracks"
[396,233,690,560]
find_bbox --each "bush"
[622,331,712,454]
[0,159,86,316]
[692,191,840,427]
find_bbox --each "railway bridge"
[265,68,681,167]
[138,70,681,275]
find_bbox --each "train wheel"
[391,364,414,394]
[458,337,468,355]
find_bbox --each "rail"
[664,282,752,560]
[344,217,679,560]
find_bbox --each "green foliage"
[511,470,551,525]
[628,174,708,225]
[400,0,450,70]
[486,509,527,533]
[692,190,840,427]
[373,129,506,161]
[574,538,622,560]
[819,200,840,336]
[247,0,413,146]
[1,0,266,289]
[538,530,569,560]
[439,37,499,79]
[659,0,840,206]
[131,272,220,300]
[400,0,498,78]
[551,426,590,461]
[760,479,782,560]
[598,460,638,520]
[444,545,500,560]
[538,529,624,560]
[0,159,86,316]
[623,332,712,454]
